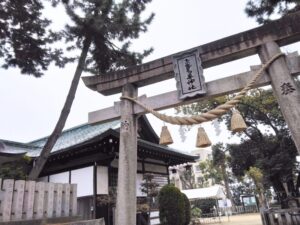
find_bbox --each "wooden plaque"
[173,49,206,99]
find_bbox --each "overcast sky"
[0,0,299,152]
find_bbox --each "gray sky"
[0,0,299,152]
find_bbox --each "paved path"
[221,214,262,225]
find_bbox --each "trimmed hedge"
[158,184,185,225]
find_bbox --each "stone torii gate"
[83,11,300,225]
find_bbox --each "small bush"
[158,184,185,225]
[0,156,31,180]
[191,207,202,218]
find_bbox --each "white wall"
[97,166,108,195]
[49,171,69,183]
[71,166,93,197]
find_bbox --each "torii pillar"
[259,41,300,152]
[116,84,138,225]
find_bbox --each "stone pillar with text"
[115,84,138,225]
[259,41,300,154]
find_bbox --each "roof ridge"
[28,122,91,144]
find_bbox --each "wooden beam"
[88,54,300,124]
[82,11,300,95]
[43,153,111,175]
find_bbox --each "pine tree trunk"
[220,164,236,207]
[28,37,92,180]
[255,180,267,209]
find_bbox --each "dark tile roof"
[138,139,196,160]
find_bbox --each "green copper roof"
[0,139,40,156]
[1,118,197,163]
[28,120,120,156]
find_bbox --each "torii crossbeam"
[83,11,300,225]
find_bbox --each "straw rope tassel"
[120,52,284,126]
[196,127,212,148]
[159,126,173,145]
[231,110,247,132]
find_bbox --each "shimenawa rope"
[121,53,284,125]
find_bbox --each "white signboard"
[173,49,207,99]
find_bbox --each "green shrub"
[0,156,32,180]
[191,207,202,218]
[158,184,185,225]
[182,193,191,225]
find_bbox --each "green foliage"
[0,0,67,77]
[158,184,185,225]
[198,160,222,187]
[178,88,298,206]
[247,167,263,183]
[246,167,266,207]
[191,207,202,218]
[228,135,297,191]
[96,186,117,207]
[0,156,32,179]
[212,143,226,167]
[140,173,159,198]
[182,193,191,225]
[28,0,155,180]
[231,182,256,205]
[58,0,154,74]
[230,89,297,204]
[245,0,300,24]
[246,167,264,194]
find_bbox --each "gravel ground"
[220,213,263,225]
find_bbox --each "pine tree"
[212,143,236,207]
[245,0,300,24]
[28,0,154,179]
[0,0,67,77]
